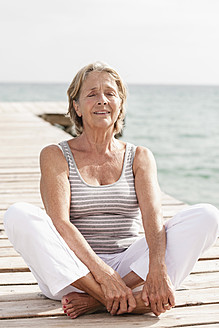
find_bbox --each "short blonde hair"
[67,62,127,136]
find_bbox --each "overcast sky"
[1,0,219,84]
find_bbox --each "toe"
[62,292,76,306]
[62,295,69,306]
[66,308,74,316]
[69,309,81,319]
[63,303,74,310]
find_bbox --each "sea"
[0,83,219,209]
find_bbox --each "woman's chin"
[91,120,114,131]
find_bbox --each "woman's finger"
[116,297,128,315]
[110,300,120,315]
[127,292,137,313]
[168,290,176,308]
[141,284,150,306]
[150,298,160,317]
[162,301,171,311]
[157,299,166,314]
[106,298,113,313]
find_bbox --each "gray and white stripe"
[59,141,142,254]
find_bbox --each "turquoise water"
[1,83,219,208]
[125,85,219,208]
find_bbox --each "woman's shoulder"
[135,145,153,157]
[133,145,156,171]
[39,142,69,171]
[40,143,63,158]
[125,141,153,158]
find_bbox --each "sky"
[1,0,219,85]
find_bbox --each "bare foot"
[131,291,151,314]
[62,291,151,319]
[62,292,104,319]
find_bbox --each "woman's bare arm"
[40,144,136,314]
[133,146,175,316]
[40,145,101,270]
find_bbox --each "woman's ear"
[73,100,82,117]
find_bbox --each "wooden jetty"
[0,102,219,327]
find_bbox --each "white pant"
[3,202,219,301]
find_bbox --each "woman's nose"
[97,94,108,105]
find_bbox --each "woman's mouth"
[93,111,110,115]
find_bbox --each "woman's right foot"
[62,292,104,319]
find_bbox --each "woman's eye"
[88,94,96,97]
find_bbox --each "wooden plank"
[0,257,29,272]
[0,168,40,174]
[162,203,188,212]
[0,187,39,193]
[1,202,43,211]
[0,164,39,170]
[0,174,40,183]
[0,194,42,204]
[175,287,219,306]
[161,206,189,218]
[0,156,38,162]
[0,248,19,257]
[192,259,219,274]
[0,272,36,285]
[0,285,44,301]
[40,113,72,127]
[200,246,219,260]
[161,192,185,204]
[0,304,219,327]
[181,272,219,289]
[0,239,12,247]
[0,210,6,220]
[0,299,63,319]
[0,125,68,135]
[0,102,67,115]
[0,232,8,239]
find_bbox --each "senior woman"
[4,62,219,319]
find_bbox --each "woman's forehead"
[81,71,118,91]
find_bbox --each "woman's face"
[74,71,122,133]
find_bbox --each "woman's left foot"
[62,292,104,319]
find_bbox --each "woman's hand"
[142,265,175,316]
[95,266,136,315]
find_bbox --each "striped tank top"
[59,140,142,254]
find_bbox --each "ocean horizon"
[1,82,219,209]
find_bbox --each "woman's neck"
[78,129,119,155]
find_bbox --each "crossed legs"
[3,202,219,319]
